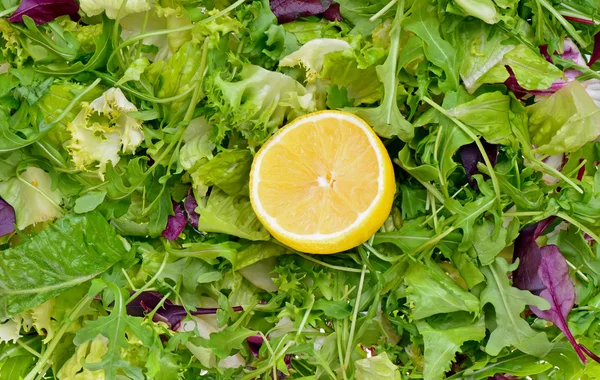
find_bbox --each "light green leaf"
[503,45,563,91]
[235,241,287,270]
[280,38,351,82]
[196,188,270,241]
[471,220,507,265]
[74,191,107,214]
[458,21,513,93]
[313,299,352,319]
[197,326,256,359]
[0,167,63,230]
[454,0,500,24]
[0,212,128,319]
[116,58,149,86]
[405,260,480,319]
[447,92,512,144]
[528,81,600,155]
[459,351,552,379]
[480,258,552,357]
[554,228,600,284]
[417,313,486,380]
[355,353,401,380]
[396,145,439,182]
[192,150,252,196]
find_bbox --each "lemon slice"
[249,111,395,254]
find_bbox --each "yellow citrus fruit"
[249,110,396,254]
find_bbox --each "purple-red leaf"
[269,0,341,23]
[590,33,600,67]
[488,375,519,380]
[0,198,15,237]
[247,334,264,358]
[7,0,79,25]
[162,202,187,240]
[126,291,243,331]
[459,139,498,190]
[513,222,588,363]
[184,188,199,228]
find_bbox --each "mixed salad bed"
[2,0,600,378]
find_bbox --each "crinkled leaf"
[417,313,486,380]
[162,202,186,240]
[405,260,480,319]
[0,212,128,319]
[354,353,401,380]
[196,188,270,241]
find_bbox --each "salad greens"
[2,0,600,378]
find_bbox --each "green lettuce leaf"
[528,81,600,155]
[196,188,270,241]
[207,63,316,147]
[354,353,401,380]
[191,150,252,196]
[405,259,480,319]
[417,313,486,380]
[0,167,63,230]
[0,212,129,319]
[447,91,513,145]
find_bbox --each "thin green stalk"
[434,126,449,198]
[126,251,169,304]
[531,157,583,194]
[362,242,404,262]
[503,211,544,217]
[556,212,600,247]
[343,265,367,370]
[16,340,41,358]
[0,5,18,17]
[565,259,590,283]
[24,294,97,380]
[370,0,398,21]
[413,227,457,259]
[294,251,367,273]
[538,0,587,46]
[423,96,502,214]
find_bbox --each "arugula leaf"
[74,282,154,379]
[0,212,128,319]
[374,220,461,255]
[196,325,255,359]
[346,0,413,141]
[445,192,496,251]
[404,0,459,92]
[480,258,552,357]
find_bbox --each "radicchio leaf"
[590,33,600,67]
[184,188,199,228]
[7,0,79,25]
[269,0,341,23]
[0,198,15,237]
[247,334,264,358]
[488,375,519,380]
[126,291,243,330]
[513,221,591,363]
[162,202,187,240]
[459,139,498,189]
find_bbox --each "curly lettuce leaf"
[417,313,486,380]
[207,63,316,147]
[196,188,269,241]
[80,0,150,19]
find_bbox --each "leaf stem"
[0,5,17,17]
[422,96,502,214]
[531,157,583,194]
[370,0,398,21]
[294,251,368,273]
[556,212,600,247]
[343,265,367,370]
[126,251,169,304]
[538,0,587,47]
[24,293,98,380]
